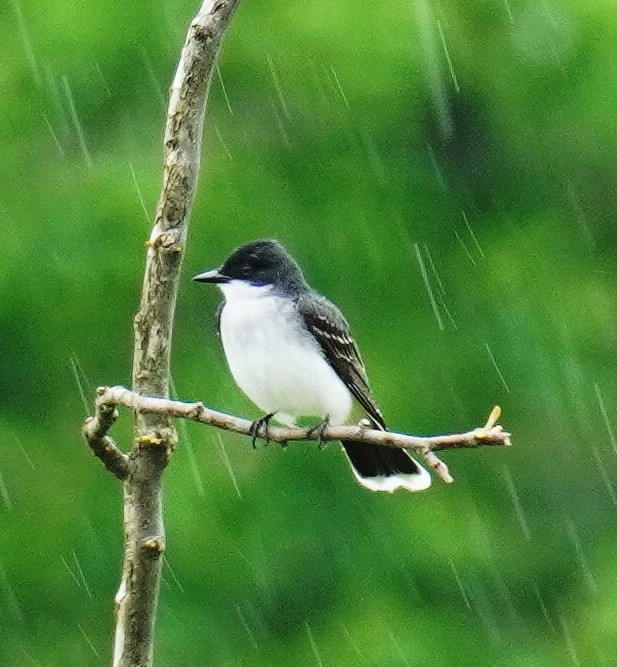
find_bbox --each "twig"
[84,385,512,486]
[82,390,128,480]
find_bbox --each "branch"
[82,391,129,480]
[85,386,512,485]
[100,3,242,667]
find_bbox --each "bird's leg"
[249,413,275,448]
[307,416,330,450]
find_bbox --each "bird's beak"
[192,268,230,284]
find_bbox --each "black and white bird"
[193,239,431,493]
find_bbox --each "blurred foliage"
[1,0,617,664]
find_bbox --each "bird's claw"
[249,413,274,448]
[307,416,330,450]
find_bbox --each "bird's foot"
[307,416,330,450]
[249,413,275,448]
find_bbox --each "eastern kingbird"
[193,239,431,493]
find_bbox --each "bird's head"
[192,239,307,293]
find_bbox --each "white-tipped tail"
[341,441,432,493]
[349,464,432,493]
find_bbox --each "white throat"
[219,279,274,303]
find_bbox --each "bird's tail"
[340,440,431,493]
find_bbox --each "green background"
[2,0,617,664]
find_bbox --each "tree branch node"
[142,538,166,554]
[136,435,164,446]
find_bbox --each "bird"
[192,239,431,493]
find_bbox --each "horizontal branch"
[84,386,511,484]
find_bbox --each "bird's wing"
[295,292,385,429]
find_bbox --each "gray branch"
[85,386,512,486]
[82,388,129,480]
[100,2,242,666]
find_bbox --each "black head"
[193,239,308,291]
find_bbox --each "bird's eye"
[242,264,251,275]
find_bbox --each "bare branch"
[85,385,512,478]
[98,2,242,666]
[133,0,242,438]
[82,388,129,480]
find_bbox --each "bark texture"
[113,2,241,665]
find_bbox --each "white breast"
[218,281,353,426]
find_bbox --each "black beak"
[192,269,230,284]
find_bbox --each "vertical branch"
[114,2,241,666]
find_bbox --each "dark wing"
[296,292,385,429]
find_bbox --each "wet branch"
[82,400,128,480]
[85,386,512,485]
[82,2,242,666]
